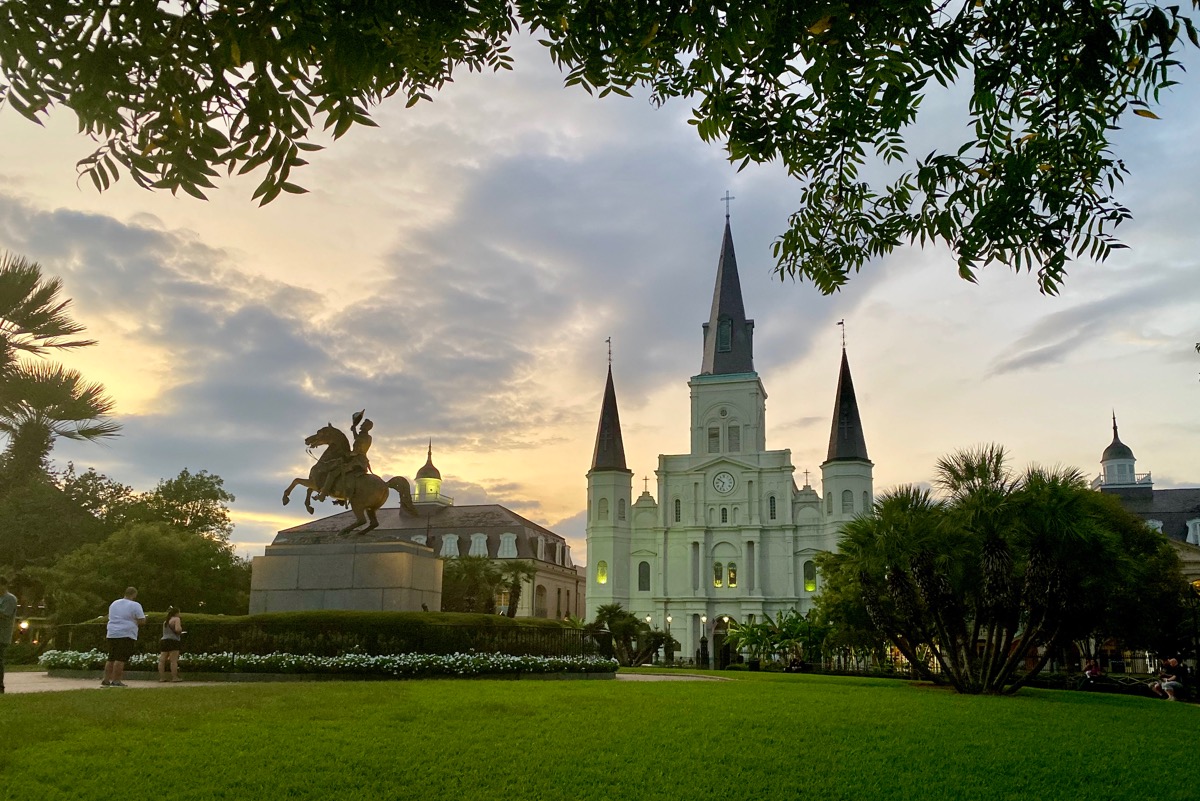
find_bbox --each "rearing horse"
[282,424,417,535]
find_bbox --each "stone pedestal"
[250,540,441,614]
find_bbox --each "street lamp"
[700,615,709,669]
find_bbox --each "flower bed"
[39,649,618,678]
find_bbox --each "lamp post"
[665,615,673,665]
[699,615,709,669]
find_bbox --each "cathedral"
[585,219,873,660]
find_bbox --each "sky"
[1,34,1198,562]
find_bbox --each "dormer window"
[717,318,732,352]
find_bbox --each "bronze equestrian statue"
[282,414,417,535]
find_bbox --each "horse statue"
[282,423,418,535]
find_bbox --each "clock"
[713,471,736,494]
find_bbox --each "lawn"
[2,671,1195,800]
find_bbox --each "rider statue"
[316,409,374,503]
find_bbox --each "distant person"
[1149,656,1188,701]
[102,587,146,687]
[0,577,16,694]
[1084,660,1104,679]
[158,606,184,682]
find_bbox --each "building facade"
[1092,415,1200,582]
[258,445,585,618]
[585,220,873,659]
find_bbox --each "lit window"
[769,495,777,520]
[674,498,681,523]
[496,589,510,612]
[728,425,741,452]
[713,562,723,588]
[638,561,650,592]
[596,561,608,585]
[708,427,720,453]
[842,489,853,514]
[721,507,728,524]
[728,563,737,588]
[804,560,817,593]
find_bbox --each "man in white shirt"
[102,586,146,687]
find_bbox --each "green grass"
[3,671,1196,800]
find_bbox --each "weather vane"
[606,336,612,366]
[837,319,845,348]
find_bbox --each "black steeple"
[591,365,630,472]
[701,220,755,375]
[825,348,870,462]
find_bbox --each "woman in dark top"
[158,606,183,682]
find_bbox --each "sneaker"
[101,680,111,687]
[110,681,128,687]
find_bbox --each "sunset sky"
[2,34,1197,561]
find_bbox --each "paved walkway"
[4,670,725,693]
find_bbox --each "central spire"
[701,220,755,375]
[826,348,870,462]
[591,364,629,472]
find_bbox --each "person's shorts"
[106,637,138,663]
[1163,680,1184,693]
[159,639,181,653]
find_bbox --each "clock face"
[713,471,736,494]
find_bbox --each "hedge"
[54,610,613,659]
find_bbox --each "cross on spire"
[803,468,811,486]
[643,476,650,492]
[606,336,612,366]
[837,319,845,348]
[721,190,735,219]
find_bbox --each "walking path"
[5,670,726,693]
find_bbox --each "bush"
[39,648,619,677]
[53,610,611,658]
[3,642,44,665]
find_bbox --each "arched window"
[768,495,777,520]
[804,560,817,593]
[727,563,737,588]
[713,562,724,588]
[468,533,488,557]
[674,498,681,523]
[863,491,870,512]
[440,535,459,558]
[596,561,608,585]
[597,498,609,521]
[721,507,728,524]
[498,533,517,558]
[708,426,720,453]
[534,585,548,618]
[495,589,510,612]
[638,561,651,592]
[841,489,853,514]
[728,425,741,452]
[826,492,833,513]
[617,498,626,520]
[717,317,732,352]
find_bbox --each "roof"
[824,348,870,463]
[700,220,755,376]
[1102,486,1200,543]
[590,365,630,472]
[1101,414,1135,462]
[416,442,441,480]
[275,502,574,566]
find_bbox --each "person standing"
[102,587,146,687]
[0,577,16,694]
[158,606,183,682]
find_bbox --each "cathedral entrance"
[712,616,733,669]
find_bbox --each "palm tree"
[0,362,120,479]
[498,560,538,618]
[440,556,502,613]
[0,252,95,374]
[0,254,119,484]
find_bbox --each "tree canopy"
[816,445,1189,694]
[2,2,1196,293]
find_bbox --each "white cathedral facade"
[585,220,874,661]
